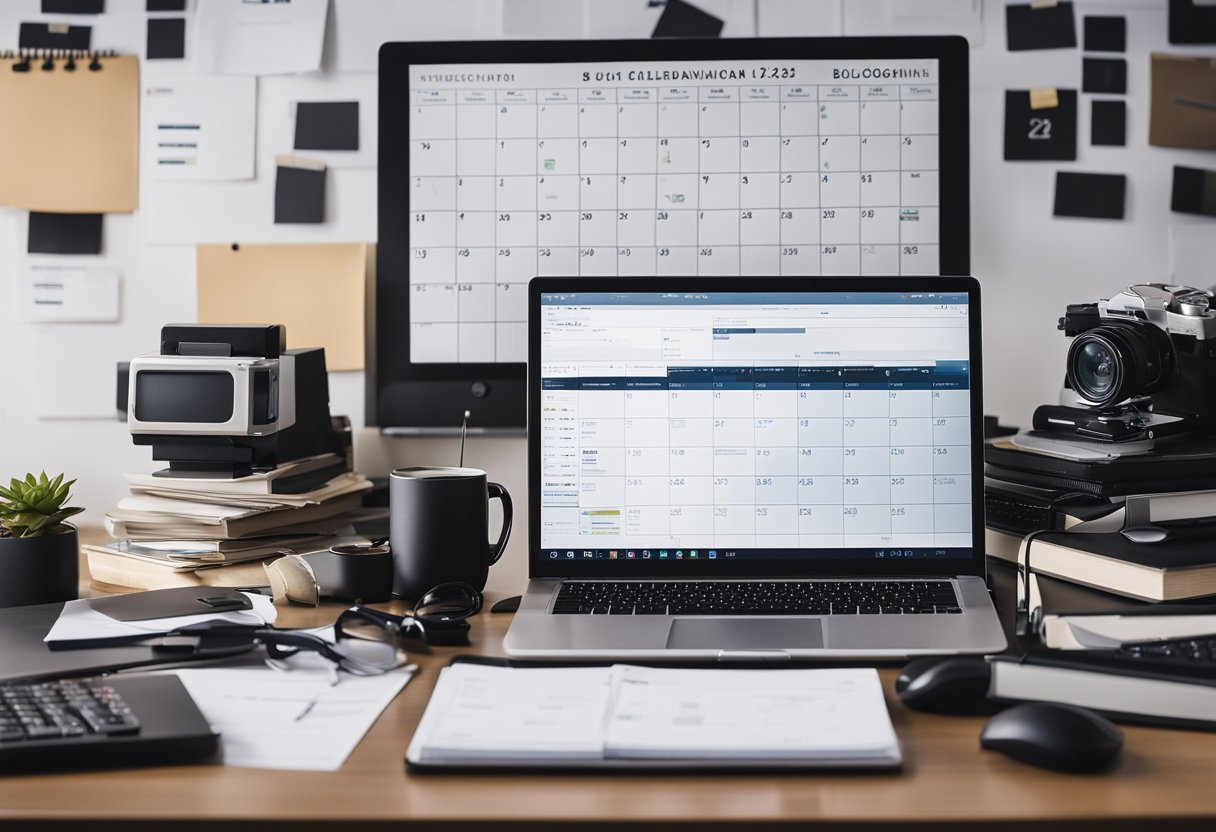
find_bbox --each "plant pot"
[0,525,78,608]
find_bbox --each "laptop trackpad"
[666,618,824,650]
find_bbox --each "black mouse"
[896,657,996,713]
[980,702,1123,773]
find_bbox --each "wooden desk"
[1,541,1214,830]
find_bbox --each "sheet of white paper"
[44,592,275,644]
[1066,616,1216,650]
[587,0,757,38]
[260,73,377,169]
[328,0,505,73]
[195,0,328,75]
[144,78,256,181]
[18,263,120,322]
[604,666,898,759]
[411,664,612,762]
[175,667,411,770]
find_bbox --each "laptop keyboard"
[552,580,961,616]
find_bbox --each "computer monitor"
[376,37,970,430]
[528,276,985,579]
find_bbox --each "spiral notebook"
[0,50,138,213]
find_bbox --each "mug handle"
[486,482,513,565]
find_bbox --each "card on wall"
[27,212,102,255]
[1149,53,1216,151]
[1053,171,1126,220]
[1083,16,1125,52]
[1168,0,1216,45]
[1082,58,1127,95]
[1090,100,1126,146]
[294,102,359,151]
[146,17,186,60]
[1171,165,1216,217]
[274,156,326,224]
[1004,89,1077,161]
[1005,2,1076,51]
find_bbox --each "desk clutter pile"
[84,453,373,591]
[982,436,1216,729]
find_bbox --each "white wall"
[1,0,1213,595]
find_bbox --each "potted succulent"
[0,472,84,608]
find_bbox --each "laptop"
[504,276,1006,660]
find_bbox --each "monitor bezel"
[374,36,971,430]
[527,275,986,579]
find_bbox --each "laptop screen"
[534,284,979,573]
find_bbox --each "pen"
[294,697,318,721]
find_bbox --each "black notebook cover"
[1031,527,1216,572]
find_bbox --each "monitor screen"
[536,289,973,566]
[376,37,970,430]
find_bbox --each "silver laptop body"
[504,277,1006,661]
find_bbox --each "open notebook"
[406,662,901,770]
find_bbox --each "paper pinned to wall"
[195,0,327,75]
[0,53,138,213]
[19,263,120,323]
[144,77,257,181]
[329,0,504,72]
[195,243,370,372]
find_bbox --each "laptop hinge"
[716,650,791,663]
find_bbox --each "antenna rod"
[459,410,470,468]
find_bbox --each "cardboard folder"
[1150,53,1216,151]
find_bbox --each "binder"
[0,49,138,213]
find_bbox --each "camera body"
[1057,285,1216,436]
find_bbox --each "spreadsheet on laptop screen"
[407,57,942,364]
[537,291,972,563]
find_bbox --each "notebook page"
[411,664,613,763]
[604,666,899,761]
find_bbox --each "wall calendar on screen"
[406,58,943,365]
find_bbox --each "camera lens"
[1066,323,1172,409]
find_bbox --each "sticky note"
[1029,87,1059,110]
[147,17,186,60]
[1084,16,1126,52]
[1006,2,1076,51]
[1053,171,1126,220]
[28,212,103,255]
[1091,100,1126,146]
[294,101,360,151]
[1171,165,1216,216]
[1004,89,1077,161]
[274,156,326,224]
[1082,58,1127,95]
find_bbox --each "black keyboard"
[1117,635,1216,668]
[0,674,218,773]
[553,580,962,616]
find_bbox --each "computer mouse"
[895,657,996,713]
[1120,525,1170,544]
[980,702,1123,774]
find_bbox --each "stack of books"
[983,441,1216,730]
[86,454,372,591]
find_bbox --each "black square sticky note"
[1171,166,1216,216]
[1006,2,1076,51]
[1084,16,1126,51]
[18,22,91,50]
[147,0,186,9]
[653,0,724,38]
[28,212,103,255]
[1082,58,1127,94]
[147,17,185,60]
[42,0,103,13]
[1054,172,1126,219]
[1091,100,1126,146]
[1005,90,1077,161]
[1169,0,1216,45]
[294,102,360,151]
[275,164,326,224]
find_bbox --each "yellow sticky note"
[1029,87,1059,110]
[196,243,371,372]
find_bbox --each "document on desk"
[176,667,412,770]
[408,663,901,769]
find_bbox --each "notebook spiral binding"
[2,49,117,73]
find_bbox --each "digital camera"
[1044,285,1216,440]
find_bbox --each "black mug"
[389,467,512,600]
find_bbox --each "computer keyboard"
[0,674,218,773]
[552,580,962,616]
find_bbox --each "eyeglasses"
[336,581,484,651]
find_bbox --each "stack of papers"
[407,664,901,769]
